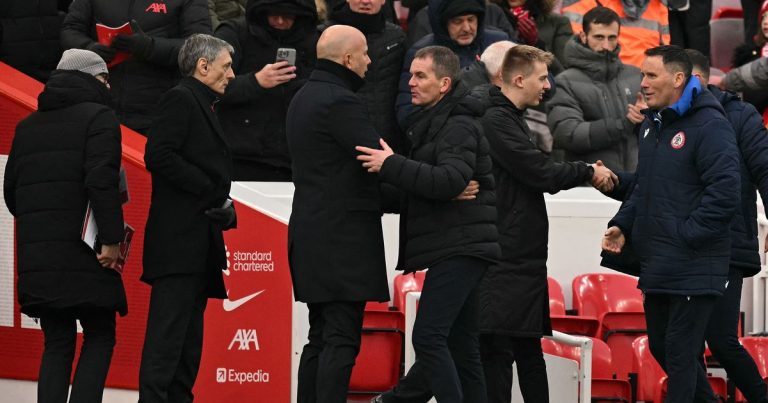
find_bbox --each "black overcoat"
[479,87,591,337]
[142,77,233,298]
[4,70,126,317]
[285,59,389,303]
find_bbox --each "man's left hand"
[112,23,153,60]
[454,180,479,200]
[355,138,394,173]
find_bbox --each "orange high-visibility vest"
[561,0,670,67]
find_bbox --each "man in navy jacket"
[602,45,741,403]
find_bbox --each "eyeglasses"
[95,74,109,85]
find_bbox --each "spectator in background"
[361,45,498,403]
[139,34,236,403]
[479,45,616,403]
[61,0,210,134]
[561,0,669,67]
[721,51,768,114]
[547,6,642,172]
[215,0,318,181]
[667,0,711,57]
[395,0,508,129]
[406,2,516,47]
[286,25,390,402]
[603,45,740,403]
[325,0,398,24]
[728,1,768,113]
[209,0,247,30]
[320,0,407,152]
[0,0,64,82]
[743,0,765,45]
[489,0,573,73]
[4,49,125,403]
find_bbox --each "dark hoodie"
[394,0,509,130]
[4,69,127,317]
[379,84,500,272]
[215,0,318,180]
[609,80,741,296]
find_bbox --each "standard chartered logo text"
[231,251,274,272]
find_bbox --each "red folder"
[95,22,132,68]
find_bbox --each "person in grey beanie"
[3,48,126,403]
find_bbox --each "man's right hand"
[626,92,647,124]
[602,226,626,254]
[591,160,618,192]
[255,61,297,89]
[87,42,117,63]
[97,244,120,268]
[454,180,479,201]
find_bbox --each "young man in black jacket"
[358,45,499,403]
[478,44,616,403]
[4,48,125,403]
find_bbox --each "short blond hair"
[500,45,553,85]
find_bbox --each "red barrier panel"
[0,62,293,401]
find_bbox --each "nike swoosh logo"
[223,268,230,276]
[222,290,265,311]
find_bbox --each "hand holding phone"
[276,48,297,66]
[255,49,297,89]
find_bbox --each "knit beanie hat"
[56,49,108,77]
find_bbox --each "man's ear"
[673,71,686,89]
[197,58,209,76]
[439,77,452,94]
[513,74,525,89]
[579,31,587,44]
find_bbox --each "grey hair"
[178,34,234,77]
[480,41,516,77]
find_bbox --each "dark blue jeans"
[697,269,768,403]
[382,256,488,403]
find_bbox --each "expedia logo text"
[216,368,271,384]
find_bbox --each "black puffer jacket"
[0,0,63,82]
[379,85,500,271]
[3,70,126,317]
[61,0,211,133]
[479,86,591,336]
[215,0,317,180]
[320,4,406,152]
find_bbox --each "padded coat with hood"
[215,0,318,180]
[609,80,741,296]
[4,70,126,317]
[547,36,641,172]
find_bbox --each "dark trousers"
[381,256,488,403]
[668,0,712,57]
[743,0,762,44]
[480,335,549,403]
[644,293,716,403]
[697,269,768,403]
[139,274,208,403]
[297,300,366,403]
[38,309,116,403]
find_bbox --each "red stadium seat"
[733,337,768,401]
[348,303,404,395]
[710,8,745,70]
[393,272,426,312]
[572,273,646,380]
[548,277,600,337]
[542,337,632,402]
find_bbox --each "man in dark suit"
[285,24,390,403]
[139,33,236,403]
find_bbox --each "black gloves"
[87,42,117,63]
[205,200,236,229]
[112,22,153,60]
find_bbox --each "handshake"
[590,160,618,193]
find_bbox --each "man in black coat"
[478,45,616,403]
[319,0,407,152]
[61,0,211,134]
[4,48,124,403]
[215,0,318,181]
[139,34,236,403]
[285,24,390,403]
[359,45,500,403]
